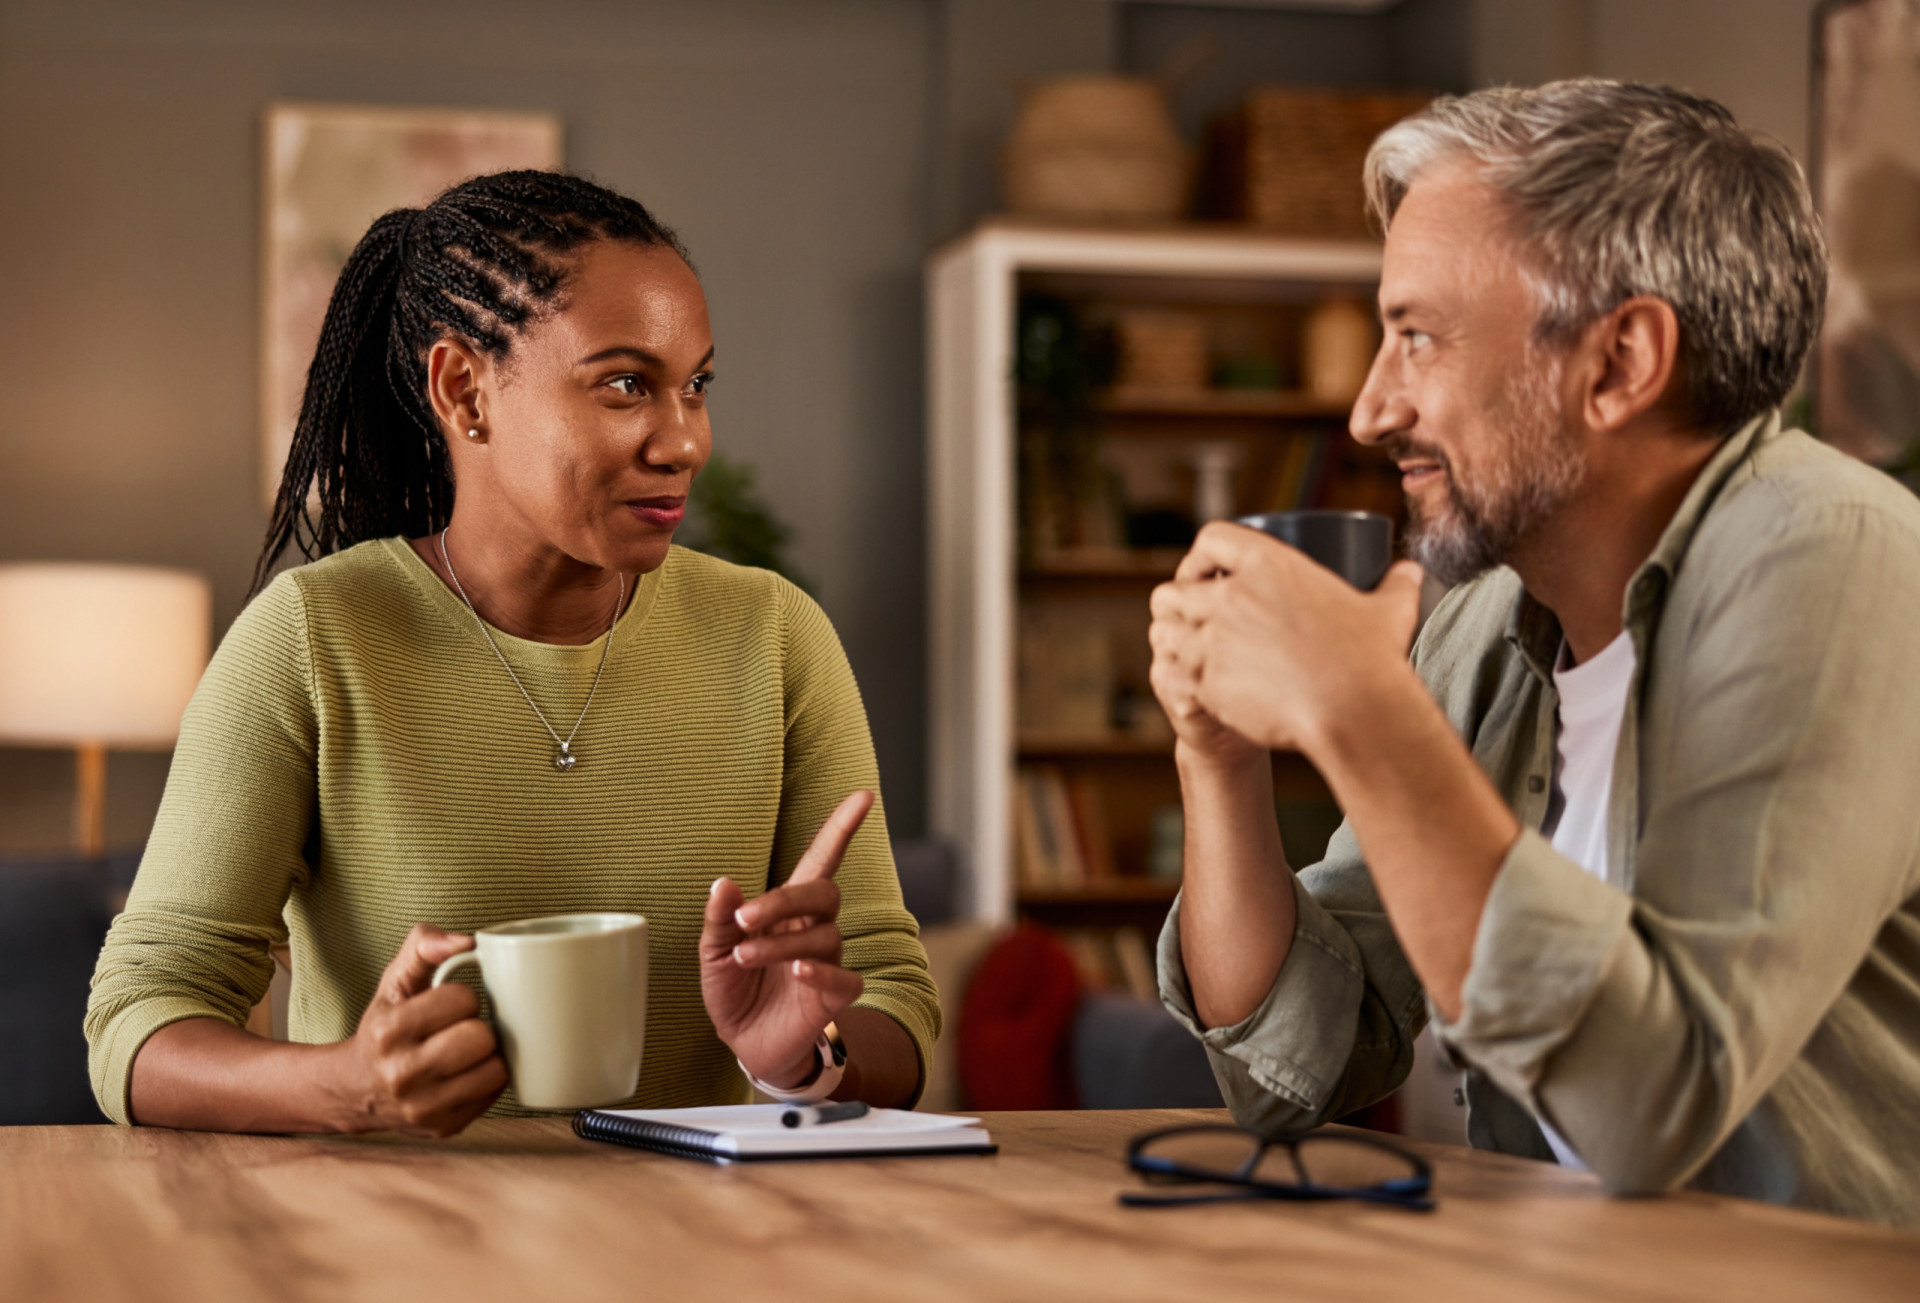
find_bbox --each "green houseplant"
[681,451,811,592]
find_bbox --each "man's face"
[1351,163,1586,586]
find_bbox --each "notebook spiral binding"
[572,1110,727,1157]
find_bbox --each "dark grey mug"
[1234,510,1395,591]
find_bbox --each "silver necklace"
[438,529,623,772]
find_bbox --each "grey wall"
[1589,0,1819,163]
[0,0,942,848]
[1124,0,1473,138]
[931,0,1118,240]
[0,0,1142,853]
[1473,0,1820,163]
[0,0,1829,855]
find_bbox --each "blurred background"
[1,0,1893,1126]
[0,0,1827,851]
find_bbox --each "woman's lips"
[626,496,686,529]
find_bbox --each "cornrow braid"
[252,170,691,594]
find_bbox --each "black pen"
[781,1100,871,1128]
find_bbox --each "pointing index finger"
[787,790,874,886]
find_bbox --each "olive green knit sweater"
[85,538,937,1123]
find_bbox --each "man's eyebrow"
[575,345,716,369]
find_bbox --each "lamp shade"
[0,563,212,749]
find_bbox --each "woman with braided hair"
[85,170,937,1135]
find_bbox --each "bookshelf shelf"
[1016,879,1181,906]
[1096,388,1353,418]
[1016,732,1174,758]
[927,223,1383,924]
[1020,549,1185,582]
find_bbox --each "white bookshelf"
[925,220,1382,924]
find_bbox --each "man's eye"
[609,375,642,396]
[1402,329,1432,352]
[687,372,714,397]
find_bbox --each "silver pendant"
[553,743,578,772]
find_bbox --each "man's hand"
[1147,577,1267,774]
[1150,522,1425,757]
[1155,521,1521,1022]
[701,791,872,1090]
[329,923,509,1136]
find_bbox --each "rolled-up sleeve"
[86,574,318,1124]
[1437,495,1920,1194]
[1429,828,1632,1098]
[1154,581,1511,1135]
[1158,819,1429,1133]
[771,581,940,1103]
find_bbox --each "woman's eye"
[609,375,642,397]
[686,372,714,397]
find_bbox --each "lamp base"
[73,743,106,858]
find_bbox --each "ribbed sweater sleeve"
[771,582,940,1099]
[84,541,941,1123]
[85,573,319,1124]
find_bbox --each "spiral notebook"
[573,1104,996,1163]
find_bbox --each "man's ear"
[425,336,488,440]
[1581,295,1681,433]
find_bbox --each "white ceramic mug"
[431,912,648,1111]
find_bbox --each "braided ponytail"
[252,171,689,595]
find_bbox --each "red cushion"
[956,924,1082,1109]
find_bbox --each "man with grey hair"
[1149,79,1920,1225]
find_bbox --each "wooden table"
[3,1110,1916,1302]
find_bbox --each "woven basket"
[1003,76,1192,222]
[1204,89,1430,238]
[1113,309,1210,393]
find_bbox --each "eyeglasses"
[1121,1124,1435,1212]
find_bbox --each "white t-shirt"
[1538,629,1636,1169]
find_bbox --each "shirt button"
[1452,1087,1466,1107]
[1527,775,1546,794]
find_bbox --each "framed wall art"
[1812,0,1920,486]
[260,103,563,505]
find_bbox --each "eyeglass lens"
[1141,1131,1420,1192]
[1290,1136,1422,1191]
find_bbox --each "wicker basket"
[1204,89,1430,238]
[1003,76,1192,223]
[1113,309,1210,394]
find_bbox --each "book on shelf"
[1017,619,1111,736]
[1110,926,1159,1002]
[1014,769,1058,888]
[1018,427,1127,558]
[1255,430,1323,513]
[1014,766,1120,889]
[1057,926,1159,1002]
[1063,774,1118,881]
[1058,929,1115,992]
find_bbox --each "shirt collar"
[1501,409,1781,684]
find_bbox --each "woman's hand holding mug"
[328,923,508,1136]
[700,790,873,1093]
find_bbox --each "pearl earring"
[466,427,481,441]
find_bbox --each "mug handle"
[431,950,482,988]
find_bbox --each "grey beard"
[1404,494,1510,587]
[1401,358,1585,588]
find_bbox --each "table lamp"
[0,563,212,856]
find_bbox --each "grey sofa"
[0,849,138,1124]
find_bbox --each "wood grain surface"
[3,1110,1915,1302]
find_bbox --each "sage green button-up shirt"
[1158,413,1920,1226]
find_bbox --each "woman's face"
[439,238,715,577]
